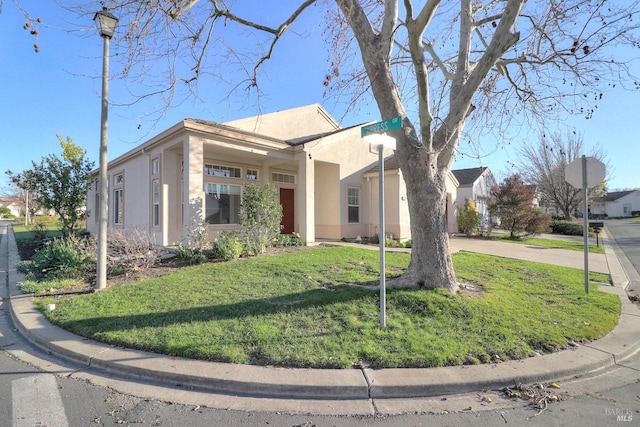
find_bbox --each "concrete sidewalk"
[4,226,640,410]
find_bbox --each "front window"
[205,164,241,178]
[624,204,632,215]
[347,187,360,223]
[94,193,99,224]
[114,189,123,225]
[205,183,241,224]
[152,179,160,227]
[272,172,295,184]
[246,169,259,180]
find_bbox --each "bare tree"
[1,1,43,52]
[71,0,640,292]
[517,131,609,220]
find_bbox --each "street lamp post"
[94,7,118,290]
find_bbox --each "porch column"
[297,150,315,244]
[183,136,204,242]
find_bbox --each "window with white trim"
[152,179,160,227]
[205,163,241,178]
[205,183,241,224]
[347,187,360,223]
[113,189,123,225]
[246,169,259,180]
[152,158,160,175]
[272,172,295,184]
[94,193,99,224]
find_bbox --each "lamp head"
[94,7,119,39]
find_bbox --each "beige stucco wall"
[308,128,388,240]
[224,104,340,140]
[365,169,459,241]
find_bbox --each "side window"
[347,187,360,223]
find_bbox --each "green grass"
[36,247,619,369]
[12,223,63,241]
[491,233,605,254]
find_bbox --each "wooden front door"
[279,188,294,234]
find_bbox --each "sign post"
[565,155,606,294]
[361,116,402,328]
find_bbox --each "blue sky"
[1,2,638,192]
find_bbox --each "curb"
[6,225,640,400]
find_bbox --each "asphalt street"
[1,219,640,426]
[605,219,640,294]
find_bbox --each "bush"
[17,236,89,281]
[174,220,210,264]
[104,228,160,272]
[271,232,303,248]
[550,220,584,236]
[240,182,283,253]
[210,234,243,261]
[457,199,482,236]
[524,208,551,236]
[399,239,412,248]
[632,211,640,217]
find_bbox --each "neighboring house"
[590,190,640,217]
[0,196,21,217]
[451,166,497,230]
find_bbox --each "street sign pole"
[378,144,386,328]
[361,116,402,328]
[581,155,589,294]
[566,155,605,295]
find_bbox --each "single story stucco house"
[85,104,463,246]
[590,190,640,217]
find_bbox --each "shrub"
[240,182,283,253]
[105,227,160,272]
[550,220,584,236]
[632,211,640,217]
[17,236,88,281]
[174,220,210,264]
[524,208,551,236]
[210,235,243,261]
[457,199,482,236]
[399,239,412,248]
[271,232,303,248]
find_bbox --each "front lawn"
[36,246,619,369]
[490,233,606,254]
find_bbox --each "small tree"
[525,207,552,236]
[240,182,283,253]
[516,131,609,220]
[6,136,95,236]
[457,199,482,237]
[488,175,536,238]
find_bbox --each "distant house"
[0,196,21,217]
[451,166,497,229]
[590,190,640,217]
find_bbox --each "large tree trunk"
[388,146,458,292]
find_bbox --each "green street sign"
[361,116,403,138]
